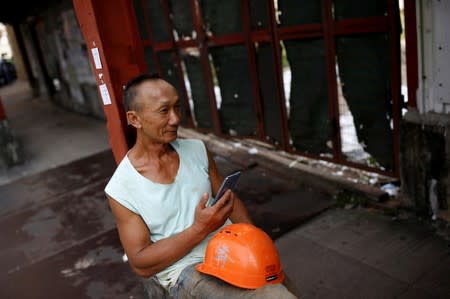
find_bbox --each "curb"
[178,127,393,203]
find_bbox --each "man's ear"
[127,111,142,129]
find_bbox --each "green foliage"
[335,190,369,208]
[366,156,382,168]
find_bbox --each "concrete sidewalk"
[278,209,450,299]
[0,81,449,299]
[0,80,110,185]
[0,146,449,298]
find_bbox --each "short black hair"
[123,72,161,111]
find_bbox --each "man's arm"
[206,149,253,224]
[108,192,233,278]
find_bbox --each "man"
[0,53,16,86]
[105,73,297,298]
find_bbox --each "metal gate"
[115,0,402,177]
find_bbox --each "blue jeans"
[142,264,299,299]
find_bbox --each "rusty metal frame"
[240,0,265,139]
[267,0,290,150]
[139,0,162,74]
[0,96,6,121]
[160,0,195,128]
[322,0,343,162]
[189,0,222,135]
[388,0,402,177]
[143,0,401,177]
[274,0,401,178]
[76,0,402,177]
[404,0,418,109]
[335,16,389,35]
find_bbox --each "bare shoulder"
[106,195,151,247]
[107,196,140,223]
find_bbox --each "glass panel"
[334,0,388,20]
[169,0,196,40]
[249,0,269,30]
[284,38,332,154]
[255,42,283,144]
[180,47,214,128]
[209,44,257,136]
[336,34,393,170]
[158,51,188,125]
[145,0,171,42]
[278,0,322,26]
[132,0,148,39]
[143,47,156,73]
[201,0,243,35]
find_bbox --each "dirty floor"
[1,81,449,299]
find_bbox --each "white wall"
[416,0,450,113]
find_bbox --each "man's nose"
[169,109,181,125]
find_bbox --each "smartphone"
[208,171,241,207]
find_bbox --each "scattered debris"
[247,148,258,155]
[381,183,400,197]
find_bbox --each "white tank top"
[105,139,231,290]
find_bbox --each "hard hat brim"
[196,262,285,289]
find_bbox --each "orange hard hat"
[196,223,285,289]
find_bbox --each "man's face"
[129,80,181,144]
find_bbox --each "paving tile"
[0,230,145,299]
[1,143,449,299]
[396,287,436,299]
[293,209,450,284]
[413,254,450,298]
[247,188,334,239]
[213,154,336,239]
[276,232,409,299]
[0,150,115,218]
[0,161,116,274]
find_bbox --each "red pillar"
[0,96,6,121]
[404,0,418,109]
[73,0,146,164]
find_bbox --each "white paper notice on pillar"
[99,84,112,105]
[91,47,102,69]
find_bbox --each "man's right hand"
[192,190,235,238]
[108,193,234,278]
